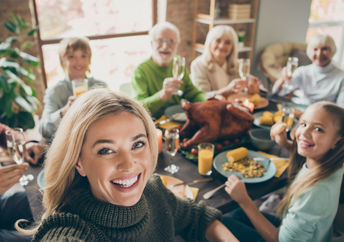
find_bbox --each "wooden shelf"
[192,0,259,62]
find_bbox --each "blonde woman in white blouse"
[191,25,261,98]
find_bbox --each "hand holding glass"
[172,56,185,96]
[283,57,298,92]
[5,128,34,186]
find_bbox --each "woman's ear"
[75,159,87,177]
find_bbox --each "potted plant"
[0,13,40,129]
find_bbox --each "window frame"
[32,0,157,88]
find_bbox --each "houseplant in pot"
[0,13,40,129]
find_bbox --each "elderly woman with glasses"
[272,34,344,106]
[190,25,261,98]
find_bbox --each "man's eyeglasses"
[155,38,175,46]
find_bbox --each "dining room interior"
[1,0,344,241]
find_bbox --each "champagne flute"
[164,128,180,174]
[283,57,298,92]
[172,56,185,96]
[5,128,34,186]
[238,58,250,93]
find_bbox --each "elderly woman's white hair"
[306,34,337,59]
[202,25,239,75]
[149,21,180,43]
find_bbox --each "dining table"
[25,94,291,223]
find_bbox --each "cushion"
[290,49,312,66]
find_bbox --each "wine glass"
[281,103,295,132]
[164,128,180,174]
[238,58,250,93]
[172,56,185,96]
[283,57,298,92]
[5,128,34,186]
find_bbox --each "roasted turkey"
[180,98,254,148]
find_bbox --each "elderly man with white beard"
[132,22,206,118]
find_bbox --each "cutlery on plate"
[253,157,289,161]
[203,184,225,200]
[170,177,213,188]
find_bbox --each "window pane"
[43,36,151,90]
[309,0,344,22]
[36,0,153,39]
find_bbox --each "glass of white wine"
[5,128,34,186]
[172,56,185,96]
[164,128,180,174]
[238,58,250,93]
[283,57,299,92]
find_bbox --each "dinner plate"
[37,170,45,189]
[253,111,272,130]
[213,150,277,183]
[164,105,187,122]
[253,111,298,130]
[227,93,269,110]
[159,175,198,200]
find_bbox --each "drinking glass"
[283,57,298,92]
[5,128,34,186]
[198,143,214,176]
[164,128,180,174]
[238,58,250,93]
[72,79,88,96]
[172,56,185,96]
[281,103,295,132]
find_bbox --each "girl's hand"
[270,122,287,145]
[60,96,77,117]
[225,175,250,205]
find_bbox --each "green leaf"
[19,51,39,66]
[4,20,18,34]
[17,111,35,129]
[27,26,38,37]
[22,42,33,49]
[15,95,34,112]
[11,13,28,30]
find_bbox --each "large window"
[307,0,344,69]
[33,0,156,89]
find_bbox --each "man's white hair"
[149,21,180,43]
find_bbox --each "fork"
[203,184,226,199]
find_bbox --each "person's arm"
[225,175,279,242]
[336,78,344,106]
[0,164,28,194]
[182,70,206,102]
[132,65,167,116]
[205,219,239,242]
[39,84,73,140]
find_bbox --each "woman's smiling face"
[75,112,152,206]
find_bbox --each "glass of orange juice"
[198,143,214,176]
[72,79,88,96]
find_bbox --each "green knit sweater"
[33,175,221,241]
[132,57,206,118]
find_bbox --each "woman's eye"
[299,122,306,127]
[97,148,114,155]
[132,141,145,150]
[225,40,231,45]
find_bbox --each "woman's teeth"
[112,176,138,188]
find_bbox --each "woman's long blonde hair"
[27,88,158,233]
[202,25,238,75]
[277,102,344,216]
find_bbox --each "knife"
[170,177,213,188]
